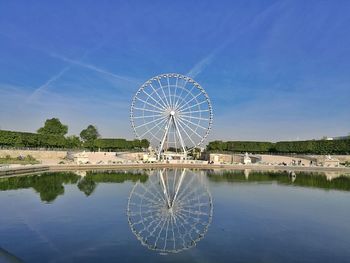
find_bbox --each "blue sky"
[0,0,349,141]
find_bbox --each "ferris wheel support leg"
[157,117,172,161]
[173,117,187,159]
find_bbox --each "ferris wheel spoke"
[134,115,167,129]
[180,100,208,112]
[178,117,208,130]
[132,107,164,114]
[176,85,196,110]
[135,96,166,111]
[177,118,203,139]
[177,92,203,112]
[174,79,190,109]
[133,114,164,119]
[180,109,210,115]
[166,76,173,108]
[175,119,197,148]
[157,79,171,108]
[142,88,168,110]
[146,84,167,110]
[179,115,210,122]
[139,117,167,138]
[172,76,179,109]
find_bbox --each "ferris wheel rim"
[130,73,213,151]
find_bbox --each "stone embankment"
[0,149,67,165]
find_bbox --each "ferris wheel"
[127,169,213,253]
[130,73,213,159]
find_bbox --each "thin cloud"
[187,1,283,78]
[27,66,71,102]
[187,46,224,78]
[28,48,141,103]
[50,53,140,84]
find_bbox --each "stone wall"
[0,149,67,160]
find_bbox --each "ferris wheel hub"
[170,110,175,116]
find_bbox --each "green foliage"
[65,135,82,148]
[37,118,68,136]
[207,140,274,153]
[207,139,350,154]
[80,125,100,142]
[141,139,150,148]
[0,130,67,148]
[275,140,350,154]
[93,138,150,151]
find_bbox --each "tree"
[141,139,150,148]
[37,118,68,136]
[80,125,100,142]
[65,135,82,148]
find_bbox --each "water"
[0,169,350,262]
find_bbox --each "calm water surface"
[0,169,350,262]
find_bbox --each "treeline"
[0,118,150,151]
[86,138,149,151]
[207,139,350,154]
[0,130,149,150]
[0,130,68,148]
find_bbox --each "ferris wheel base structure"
[130,73,213,161]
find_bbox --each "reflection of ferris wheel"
[127,169,213,253]
[130,73,213,160]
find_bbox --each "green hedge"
[91,138,149,151]
[275,140,350,154]
[207,139,350,154]
[0,130,67,148]
[0,130,150,150]
[207,140,274,153]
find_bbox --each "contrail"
[27,52,141,102]
[50,53,140,84]
[187,45,224,79]
[27,66,71,102]
[187,1,283,78]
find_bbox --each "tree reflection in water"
[0,170,148,202]
[0,169,349,204]
[207,170,350,191]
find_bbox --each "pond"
[0,169,350,262]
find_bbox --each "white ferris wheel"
[130,73,213,160]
